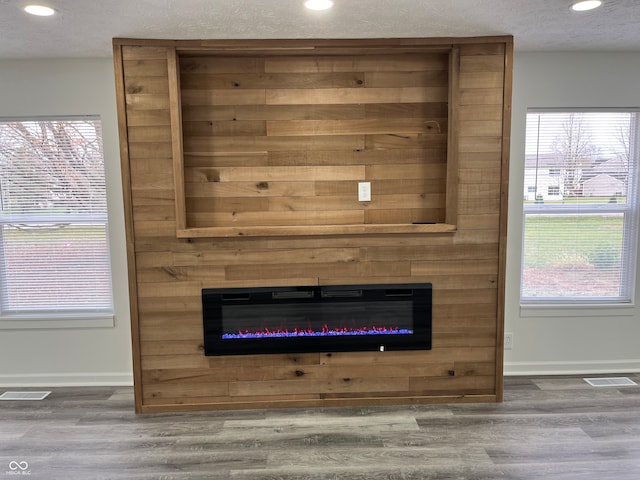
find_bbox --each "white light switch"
[358,182,371,202]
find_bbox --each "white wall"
[504,52,640,375]
[1,52,638,385]
[0,59,132,386]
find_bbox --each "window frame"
[520,108,640,307]
[0,115,114,329]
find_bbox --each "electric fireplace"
[202,283,432,356]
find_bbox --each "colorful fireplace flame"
[223,324,413,340]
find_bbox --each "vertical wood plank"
[446,47,460,226]
[494,38,514,402]
[168,49,186,231]
[113,43,144,413]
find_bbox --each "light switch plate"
[358,182,371,202]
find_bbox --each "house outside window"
[521,109,639,304]
[0,117,114,326]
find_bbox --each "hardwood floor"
[1,374,639,479]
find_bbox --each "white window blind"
[521,110,639,304]
[0,117,113,319]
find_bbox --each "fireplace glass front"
[202,283,431,356]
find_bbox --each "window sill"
[520,303,635,318]
[0,313,114,330]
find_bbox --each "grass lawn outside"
[522,214,624,298]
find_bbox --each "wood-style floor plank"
[0,374,639,479]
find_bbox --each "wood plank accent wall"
[113,37,513,413]
[179,51,449,233]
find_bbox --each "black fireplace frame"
[202,283,432,356]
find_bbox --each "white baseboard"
[0,372,133,387]
[505,359,640,376]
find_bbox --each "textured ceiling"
[0,0,639,59]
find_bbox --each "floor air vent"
[584,377,637,387]
[0,391,51,401]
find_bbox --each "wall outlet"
[504,333,513,350]
[358,182,371,202]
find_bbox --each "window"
[0,117,113,325]
[522,109,639,304]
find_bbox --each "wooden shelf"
[176,223,457,238]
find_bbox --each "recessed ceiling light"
[571,0,602,11]
[24,4,56,16]
[305,0,333,11]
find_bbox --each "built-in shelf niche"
[167,39,460,238]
